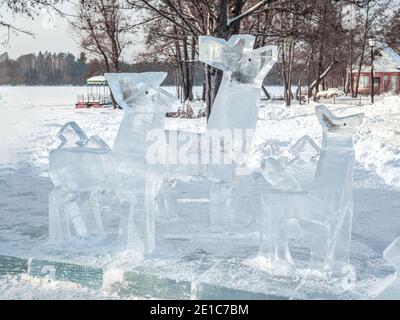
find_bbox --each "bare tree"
[130,0,280,118]
[72,0,134,73]
[72,0,139,108]
[0,0,65,45]
[353,0,393,97]
[383,7,400,52]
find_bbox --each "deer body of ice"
[260,106,364,270]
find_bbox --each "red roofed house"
[352,44,400,96]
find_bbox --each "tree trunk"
[354,2,371,98]
[204,64,212,119]
[308,60,338,95]
[261,85,271,100]
[207,0,231,120]
[313,0,329,98]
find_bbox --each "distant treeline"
[0,52,85,85]
[0,51,282,87]
[0,51,207,86]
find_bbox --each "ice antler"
[199,35,278,85]
[55,121,110,150]
[198,35,256,71]
[56,122,88,148]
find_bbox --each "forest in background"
[0,52,206,86]
[0,51,282,86]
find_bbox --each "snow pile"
[355,96,400,187]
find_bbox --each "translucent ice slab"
[384,235,400,274]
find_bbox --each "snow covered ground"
[0,86,399,299]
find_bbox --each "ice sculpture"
[44,35,395,299]
[200,35,278,132]
[256,136,320,191]
[49,122,110,241]
[49,35,277,248]
[160,35,278,233]
[49,72,178,256]
[384,235,400,274]
[285,135,321,190]
[260,106,364,270]
[48,35,278,254]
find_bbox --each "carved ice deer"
[260,105,364,269]
[159,35,278,230]
[104,72,178,254]
[49,72,178,255]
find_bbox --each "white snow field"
[0,86,399,299]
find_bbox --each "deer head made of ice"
[104,72,179,157]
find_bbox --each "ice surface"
[260,105,365,270]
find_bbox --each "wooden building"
[352,44,400,96]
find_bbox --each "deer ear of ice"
[232,45,278,85]
[104,72,168,110]
[105,72,167,88]
[315,105,364,133]
[155,87,181,112]
[253,46,279,83]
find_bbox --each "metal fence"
[317,95,382,106]
[262,95,382,106]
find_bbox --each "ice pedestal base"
[0,237,395,299]
[0,255,103,289]
[113,256,216,299]
[192,256,396,300]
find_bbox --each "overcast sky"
[1,1,146,62]
[1,0,399,60]
[2,2,79,59]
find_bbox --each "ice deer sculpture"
[48,72,178,256]
[260,105,364,270]
[158,35,278,233]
